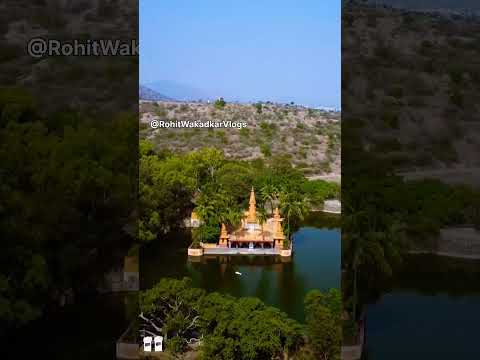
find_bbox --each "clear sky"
[140,0,340,108]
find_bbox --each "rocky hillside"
[0,0,137,114]
[140,101,341,180]
[344,3,480,171]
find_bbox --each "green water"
[141,213,341,322]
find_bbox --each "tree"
[196,189,234,225]
[257,207,269,236]
[199,295,304,360]
[139,278,205,354]
[260,183,279,216]
[279,192,310,239]
[301,180,340,205]
[260,143,272,157]
[192,224,220,244]
[216,162,254,204]
[0,90,138,332]
[304,289,341,360]
[139,278,304,359]
[222,207,243,231]
[188,147,225,184]
[214,97,226,109]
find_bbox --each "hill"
[344,3,480,171]
[144,80,211,102]
[139,85,173,101]
[140,101,341,180]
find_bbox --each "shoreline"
[408,250,480,260]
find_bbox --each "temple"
[188,187,292,257]
[219,187,286,250]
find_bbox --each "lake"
[140,212,341,322]
[365,254,480,359]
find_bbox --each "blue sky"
[140,0,340,108]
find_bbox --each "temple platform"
[189,245,292,257]
[204,248,279,255]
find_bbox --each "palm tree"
[260,184,279,216]
[257,207,269,240]
[222,207,243,231]
[279,192,309,240]
[343,202,407,321]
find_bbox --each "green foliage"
[254,102,263,114]
[239,127,250,138]
[342,138,480,321]
[304,289,341,360]
[139,150,194,242]
[301,180,340,206]
[216,130,228,144]
[214,97,226,109]
[192,219,221,244]
[260,183,279,216]
[302,147,310,159]
[279,192,310,238]
[139,278,304,360]
[139,140,339,247]
[260,143,272,157]
[0,92,137,330]
[259,121,277,138]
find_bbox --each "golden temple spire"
[220,223,228,239]
[249,187,256,205]
[274,207,280,219]
[247,187,257,223]
[219,223,229,247]
[273,207,285,240]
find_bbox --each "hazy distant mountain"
[144,80,212,102]
[139,85,173,101]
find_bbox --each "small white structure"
[143,336,152,352]
[323,199,341,214]
[154,336,164,352]
[184,211,202,228]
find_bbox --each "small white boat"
[235,271,242,276]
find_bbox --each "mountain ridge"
[139,85,174,101]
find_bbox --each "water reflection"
[366,255,480,359]
[141,214,341,322]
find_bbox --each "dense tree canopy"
[139,140,340,244]
[139,278,305,359]
[0,87,137,332]
[304,289,342,360]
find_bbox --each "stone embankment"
[410,227,480,259]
